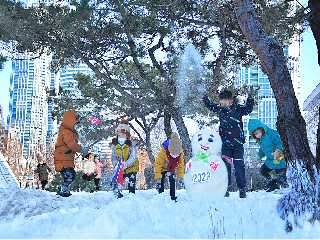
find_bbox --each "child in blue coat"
[248,119,287,192]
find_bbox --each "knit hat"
[116,119,130,134]
[168,132,183,157]
[219,89,233,100]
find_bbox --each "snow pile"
[0,188,319,239]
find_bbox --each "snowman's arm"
[177,152,185,179]
[154,148,166,180]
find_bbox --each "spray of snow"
[176,43,206,115]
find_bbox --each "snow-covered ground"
[0,187,319,239]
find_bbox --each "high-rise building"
[235,37,302,159]
[7,53,52,160]
[60,63,93,93]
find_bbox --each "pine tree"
[0,0,302,161]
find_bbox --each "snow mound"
[0,188,319,239]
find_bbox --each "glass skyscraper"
[7,54,52,159]
[60,63,93,93]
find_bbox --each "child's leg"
[168,173,176,200]
[41,180,48,190]
[94,178,100,190]
[221,144,232,188]
[158,172,166,194]
[233,145,246,190]
[127,172,137,194]
[275,168,287,187]
[260,164,272,180]
[60,168,76,194]
[112,180,123,198]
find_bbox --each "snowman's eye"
[208,138,213,142]
[198,137,203,142]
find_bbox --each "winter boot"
[57,185,72,197]
[113,189,123,199]
[57,191,72,197]
[171,196,178,202]
[239,188,246,198]
[266,180,280,192]
[57,188,72,197]
[117,192,123,199]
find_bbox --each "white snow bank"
[0,188,319,239]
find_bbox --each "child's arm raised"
[238,95,255,116]
[202,94,221,113]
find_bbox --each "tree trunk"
[308,0,320,66]
[232,0,318,231]
[144,130,155,189]
[145,130,155,164]
[171,108,192,161]
[164,110,172,138]
[316,107,320,169]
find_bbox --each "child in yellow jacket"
[154,132,185,201]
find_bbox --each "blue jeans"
[60,168,76,193]
[222,144,246,189]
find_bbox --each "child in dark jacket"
[203,89,254,198]
[248,119,287,192]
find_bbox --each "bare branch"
[148,32,166,75]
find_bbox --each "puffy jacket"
[248,119,286,170]
[54,111,82,172]
[154,140,185,180]
[94,161,105,179]
[35,163,51,181]
[203,96,254,146]
[111,139,139,174]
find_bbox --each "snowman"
[184,128,228,201]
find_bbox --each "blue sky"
[0,1,319,120]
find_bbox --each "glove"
[81,146,90,158]
[247,85,260,97]
[273,149,284,160]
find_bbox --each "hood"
[248,119,269,135]
[61,110,79,131]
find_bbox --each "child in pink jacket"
[94,155,107,191]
